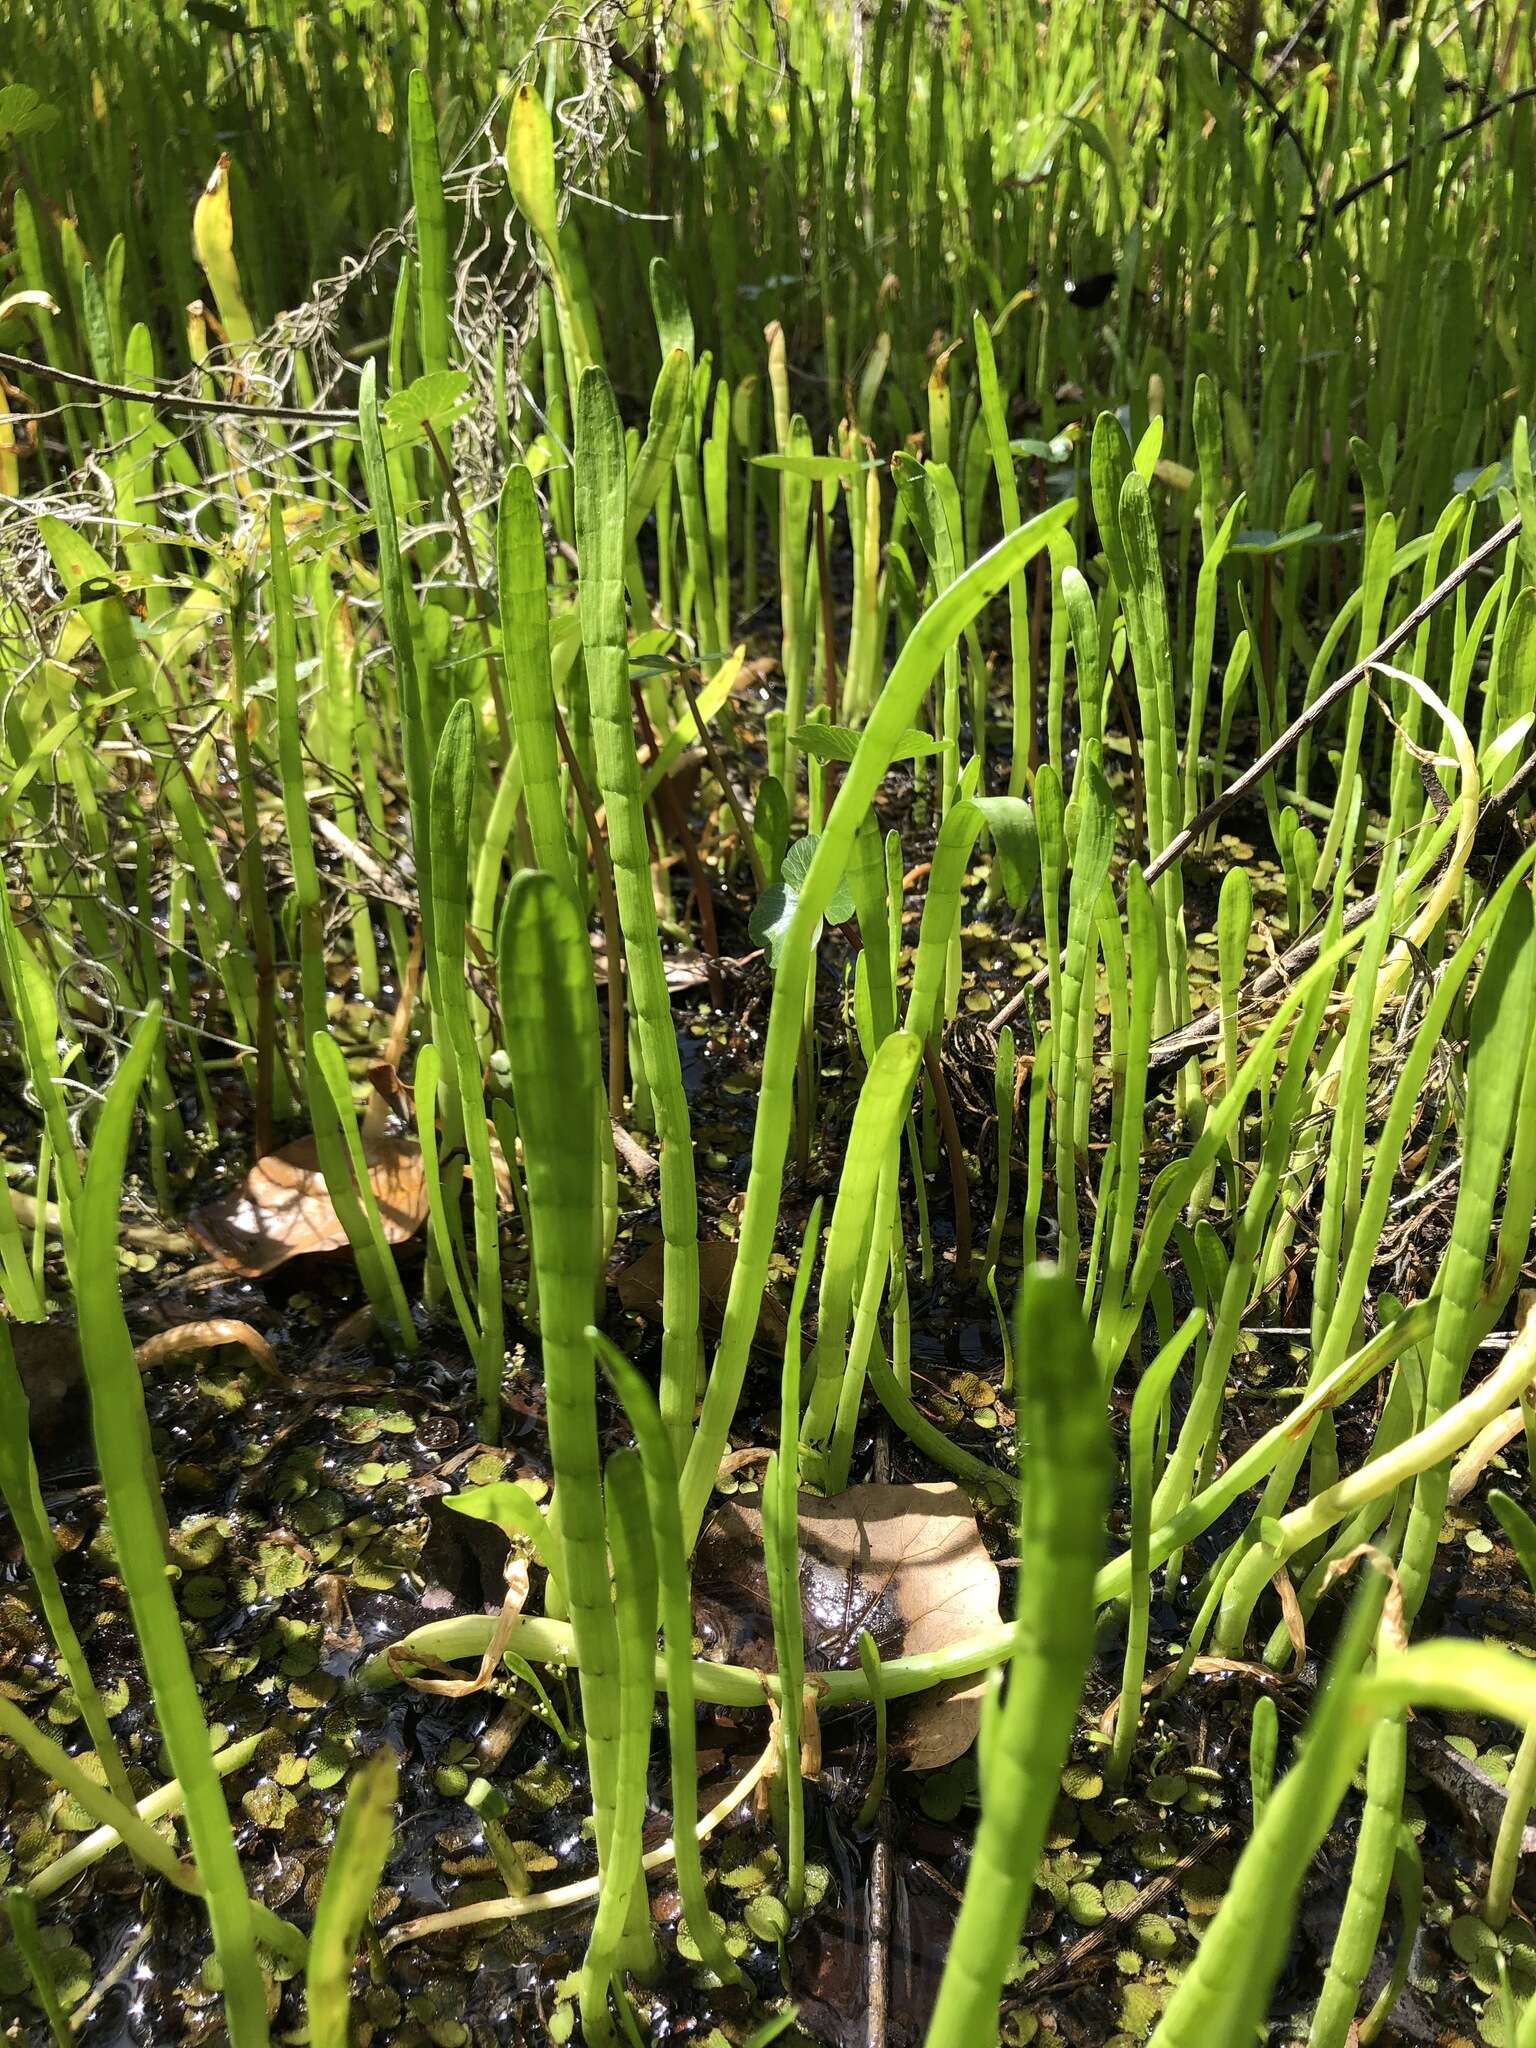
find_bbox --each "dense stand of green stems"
[10,19,1536,2037]
[681,504,1074,1545]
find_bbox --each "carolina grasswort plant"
[4,3,1536,2044]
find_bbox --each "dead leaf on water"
[693,1480,1001,1770]
[186,1133,429,1278]
[590,931,718,993]
[616,1236,790,1347]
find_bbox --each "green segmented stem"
[1306,1715,1407,2048]
[414,1041,480,1348]
[1035,760,1065,1055]
[903,792,1037,1047]
[1309,853,1398,1357]
[1151,953,1334,1527]
[581,1449,661,2041]
[358,358,435,966]
[1316,512,1396,890]
[1096,865,1155,1347]
[1093,883,1128,1163]
[1395,887,1536,1625]
[983,1025,1015,1279]
[75,1008,287,2044]
[827,1157,905,1493]
[495,870,649,1972]
[0,898,76,1251]
[674,357,722,657]
[308,1033,417,1346]
[4,1889,72,2046]
[428,700,505,1435]
[498,465,580,909]
[577,365,701,1461]
[803,1036,920,1463]
[408,71,451,379]
[1486,1491,1536,1929]
[1109,1311,1200,1786]
[765,1208,820,1912]
[267,523,326,888]
[972,313,1031,795]
[1052,761,1114,1276]
[1184,494,1245,827]
[704,377,731,646]
[1021,1023,1052,1275]
[923,1268,1109,2048]
[0,1323,134,1809]
[625,348,692,550]
[1215,860,1253,1189]
[592,1332,743,1986]
[1062,565,1103,805]
[1360,1828,1423,2044]
[767,367,812,799]
[1249,1694,1278,1824]
[306,1749,398,2048]
[856,1631,888,1828]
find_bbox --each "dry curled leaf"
[693,1480,1001,1771]
[389,1554,531,1699]
[134,1318,282,1384]
[186,1133,428,1278]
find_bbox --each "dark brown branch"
[0,346,358,427]
[1317,83,1536,223]
[1142,750,1536,1073]
[1141,514,1522,890]
[1151,0,1323,222]
[991,512,1523,1032]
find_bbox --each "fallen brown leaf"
[617,1237,790,1348]
[590,932,720,993]
[186,1133,429,1278]
[693,1480,1001,1770]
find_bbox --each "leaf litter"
[693,1480,1001,1770]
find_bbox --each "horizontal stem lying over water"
[363,1299,1439,1705]
[26,1734,265,1903]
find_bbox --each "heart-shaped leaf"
[0,84,59,141]
[749,833,854,969]
[789,722,948,764]
[381,371,472,447]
